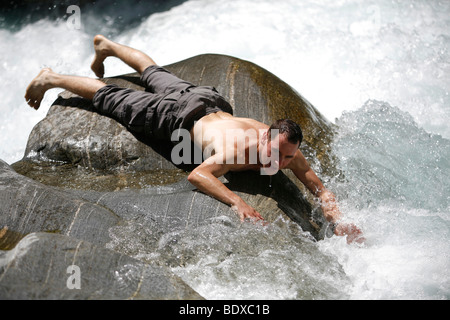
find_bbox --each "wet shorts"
[92,65,233,141]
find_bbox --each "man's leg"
[91,35,195,95]
[91,35,156,78]
[25,68,106,110]
[25,35,156,110]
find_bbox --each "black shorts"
[92,65,233,141]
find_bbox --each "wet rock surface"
[0,232,203,299]
[2,54,337,299]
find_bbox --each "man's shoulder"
[200,113,268,132]
[228,116,269,131]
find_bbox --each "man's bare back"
[191,112,269,170]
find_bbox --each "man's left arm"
[287,150,364,243]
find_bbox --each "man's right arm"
[187,154,263,221]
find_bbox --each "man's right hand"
[231,200,264,222]
[187,157,264,223]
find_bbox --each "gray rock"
[0,159,119,248]
[0,232,203,299]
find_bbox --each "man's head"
[260,119,303,174]
[267,119,303,146]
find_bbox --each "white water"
[1,0,449,299]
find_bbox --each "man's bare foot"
[25,68,54,110]
[91,34,114,78]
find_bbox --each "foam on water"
[320,100,450,299]
[0,20,93,164]
[1,0,449,299]
[114,0,450,137]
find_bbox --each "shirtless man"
[25,35,363,243]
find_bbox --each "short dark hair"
[268,119,303,145]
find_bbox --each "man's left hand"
[334,222,365,244]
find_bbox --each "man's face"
[260,132,299,174]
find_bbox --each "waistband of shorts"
[140,65,169,84]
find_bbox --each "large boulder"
[3,54,339,299]
[0,158,204,299]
